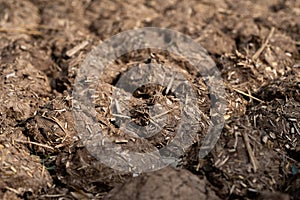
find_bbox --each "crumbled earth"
[104,167,221,200]
[0,0,299,199]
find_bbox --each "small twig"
[41,165,45,180]
[252,27,275,60]
[0,28,42,35]
[5,187,20,195]
[274,148,298,163]
[66,41,89,57]
[40,194,65,198]
[149,118,163,129]
[233,132,240,150]
[14,139,54,150]
[216,155,229,168]
[241,132,258,173]
[166,72,175,94]
[226,83,265,103]
[114,99,122,114]
[234,87,264,103]
[112,113,131,119]
[151,106,178,119]
[41,115,68,142]
[229,185,236,195]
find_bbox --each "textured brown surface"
[104,167,220,200]
[0,0,299,199]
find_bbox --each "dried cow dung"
[104,167,220,200]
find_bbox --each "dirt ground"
[0,0,299,199]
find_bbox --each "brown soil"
[0,0,299,199]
